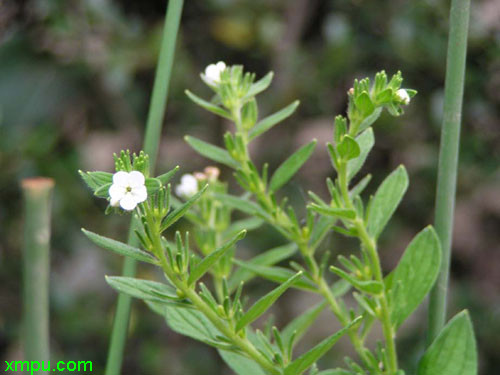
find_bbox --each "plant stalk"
[21,178,54,366]
[427,0,470,345]
[105,1,184,374]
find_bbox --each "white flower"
[396,89,410,105]
[108,171,147,211]
[203,61,226,86]
[175,174,199,198]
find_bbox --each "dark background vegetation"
[0,0,498,374]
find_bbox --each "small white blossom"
[396,89,410,105]
[108,171,147,211]
[203,61,226,86]
[175,174,199,198]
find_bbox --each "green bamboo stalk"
[21,178,54,368]
[427,0,470,345]
[104,1,184,374]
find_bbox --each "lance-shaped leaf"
[347,128,374,180]
[284,316,362,375]
[366,165,408,239]
[161,184,208,231]
[188,230,247,286]
[233,261,317,291]
[223,217,264,241]
[389,226,441,328]
[106,276,181,303]
[249,100,300,141]
[82,229,157,264]
[214,193,271,219]
[282,301,327,348]
[337,135,360,160]
[185,90,232,120]
[269,140,317,193]
[185,136,239,169]
[235,272,303,332]
[145,177,162,195]
[243,72,274,100]
[330,266,383,294]
[229,243,298,291]
[79,171,112,191]
[157,165,179,185]
[358,107,382,134]
[418,311,477,375]
[309,204,356,220]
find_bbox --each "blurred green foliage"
[0,0,498,374]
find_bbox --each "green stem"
[427,0,470,345]
[338,162,398,374]
[21,178,54,366]
[105,2,184,374]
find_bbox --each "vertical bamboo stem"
[104,1,184,374]
[21,178,54,366]
[427,0,471,345]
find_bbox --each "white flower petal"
[109,184,126,200]
[119,194,137,211]
[128,170,145,187]
[112,171,130,186]
[396,89,410,105]
[131,185,147,203]
[110,196,120,207]
[176,174,199,198]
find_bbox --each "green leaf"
[223,217,264,241]
[157,166,180,185]
[390,226,441,328]
[82,229,157,264]
[185,136,239,169]
[214,193,270,219]
[355,92,374,115]
[269,140,317,192]
[233,261,317,291]
[244,72,274,100]
[229,243,298,291]
[347,128,374,180]
[375,88,393,103]
[94,183,112,198]
[79,171,112,191]
[235,272,303,332]
[418,311,477,375]
[337,135,360,160]
[358,107,382,134]
[330,266,383,294]
[185,90,232,120]
[161,185,208,231]
[366,165,409,239]
[188,230,247,285]
[284,317,362,375]
[282,301,327,348]
[249,100,300,141]
[219,350,267,375]
[309,204,356,220]
[105,276,181,303]
[145,178,161,195]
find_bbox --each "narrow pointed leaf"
[233,261,317,291]
[161,184,208,231]
[185,90,232,120]
[249,100,300,141]
[219,350,267,375]
[236,272,303,332]
[390,226,441,328]
[347,128,375,180]
[145,177,162,195]
[282,301,327,346]
[106,276,180,302]
[418,311,477,375]
[214,193,270,219]
[244,72,274,100]
[309,204,356,220]
[284,316,362,375]
[82,229,157,264]
[269,140,317,192]
[185,136,239,169]
[229,243,298,291]
[337,135,360,160]
[188,230,247,285]
[157,165,180,185]
[366,165,409,239]
[79,171,112,191]
[330,266,383,294]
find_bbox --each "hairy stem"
[428,0,470,345]
[105,2,184,374]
